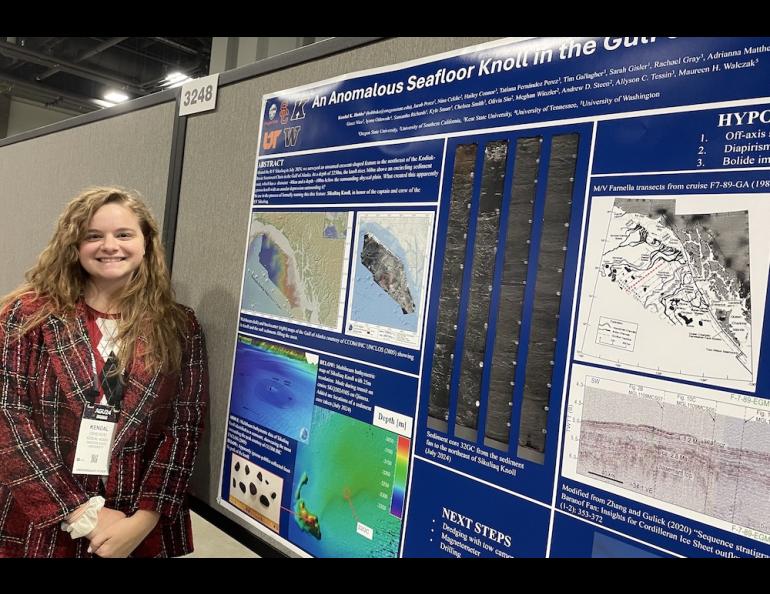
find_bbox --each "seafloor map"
[360,232,415,314]
[241,211,351,330]
[577,197,753,386]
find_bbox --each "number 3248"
[183,85,213,106]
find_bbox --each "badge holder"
[72,400,117,476]
[72,355,124,476]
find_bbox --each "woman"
[0,187,209,557]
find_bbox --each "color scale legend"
[390,435,409,518]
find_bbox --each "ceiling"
[0,37,213,114]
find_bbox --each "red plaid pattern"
[0,296,209,557]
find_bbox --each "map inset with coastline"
[241,211,352,331]
[576,197,755,387]
[346,211,434,349]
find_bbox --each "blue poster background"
[218,37,770,558]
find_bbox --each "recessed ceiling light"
[104,91,129,103]
[164,71,187,83]
[162,72,192,88]
[92,99,116,108]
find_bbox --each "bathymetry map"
[241,211,352,331]
[576,197,754,388]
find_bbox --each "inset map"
[361,233,415,314]
[241,211,352,331]
[346,211,434,349]
[288,406,403,558]
[575,196,765,389]
[230,335,317,443]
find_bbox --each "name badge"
[72,404,117,476]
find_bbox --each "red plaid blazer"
[0,296,209,557]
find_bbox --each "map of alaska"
[576,196,756,388]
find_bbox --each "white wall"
[209,37,332,75]
[6,98,77,138]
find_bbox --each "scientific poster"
[219,37,770,557]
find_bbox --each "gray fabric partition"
[0,102,176,295]
[172,37,499,555]
[0,37,507,557]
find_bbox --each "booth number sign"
[179,74,219,116]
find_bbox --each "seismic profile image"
[574,375,770,537]
[230,336,317,443]
[241,211,351,330]
[349,212,433,333]
[288,406,403,557]
[577,197,754,386]
[229,452,284,532]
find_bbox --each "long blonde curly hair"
[0,186,188,374]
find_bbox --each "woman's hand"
[87,510,161,558]
[85,507,126,540]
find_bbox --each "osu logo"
[264,102,279,127]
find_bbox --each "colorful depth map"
[230,336,318,443]
[288,406,405,557]
[346,211,434,350]
[241,211,352,331]
[576,197,756,389]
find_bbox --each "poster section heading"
[593,103,770,174]
[255,141,443,206]
[402,459,550,557]
[259,37,770,155]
